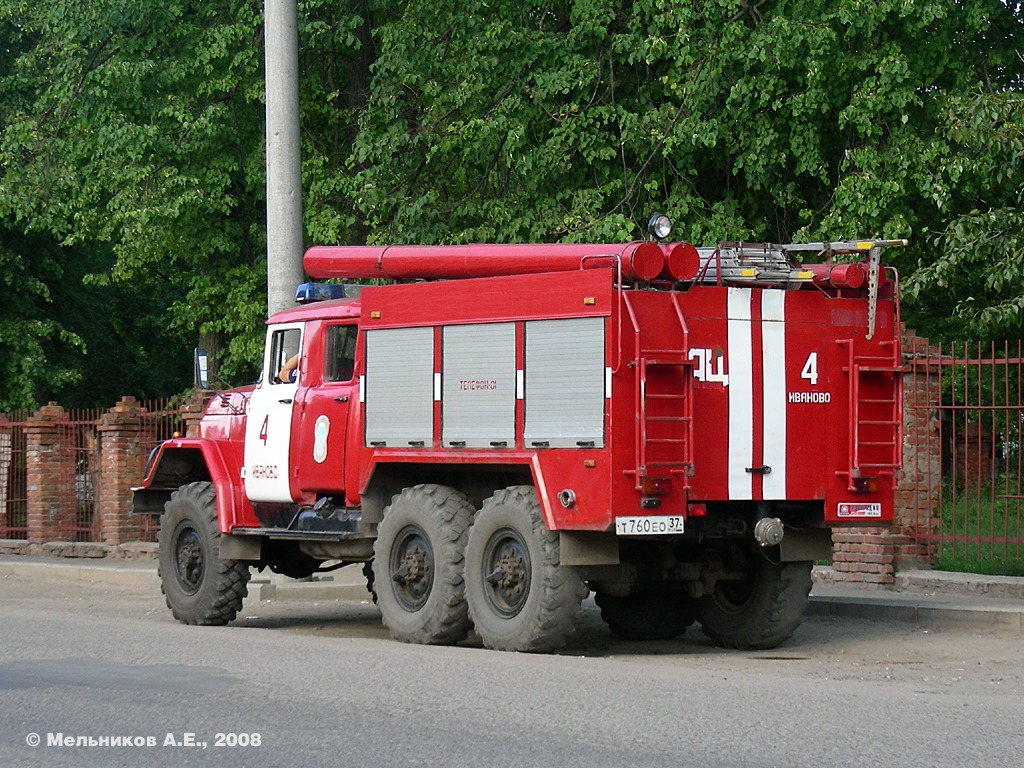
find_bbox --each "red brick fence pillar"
[26,403,76,542]
[97,396,148,545]
[182,390,208,438]
[892,329,942,567]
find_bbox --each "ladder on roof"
[622,292,694,491]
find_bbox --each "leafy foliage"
[905,90,1024,336]
[0,0,1022,409]
[352,0,1023,338]
[0,232,83,411]
[0,0,270,398]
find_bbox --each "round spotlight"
[647,213,672,241]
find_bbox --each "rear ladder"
[622,292,694,491]
[837,338,903,490]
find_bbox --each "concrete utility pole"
[264,0,305,318]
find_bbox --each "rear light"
[852,475,879,493]
[640,476,671,495]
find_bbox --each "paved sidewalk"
[2,555,1023,631]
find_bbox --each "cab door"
[243,323,303,502]
[295,323,358,495]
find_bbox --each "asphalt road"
[1,573,1023,768]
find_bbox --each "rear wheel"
[373,484,474,645]
[595,588,695,641]
[465,486,587,652]
[697,545,812,650]
[158,481,250,625]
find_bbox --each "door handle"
[333,396,349,403]
[278,398,293,404]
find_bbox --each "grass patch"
[932,478,1024,577]
[934,553,1024,577]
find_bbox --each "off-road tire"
[697,550,812,650]
[158,481,250,626]
[595,588,696,641]
[373,484,474,645]
[465,486,588,652]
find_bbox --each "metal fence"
[905,341,1024,571]
[0,399,186,543]
[0,411,29,539]
[135,400,189,541]
[63,408,105,542]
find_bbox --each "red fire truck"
[133,223,905,652]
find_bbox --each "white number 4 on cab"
[801,352,819,386]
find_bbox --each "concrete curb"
[809,567,1024,630]
[894,569,1024,600]
[807,593,1024,630]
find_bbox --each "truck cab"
[243,300,360,508]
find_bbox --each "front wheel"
[373,484,474,645]
[465,486,587,652]
[157,481,250,625]
[697,546,812,650]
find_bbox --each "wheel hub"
[396,544,428,584]
[390,526,434,610]
[174,526,204,595]
[482,529,531,618]
[486,548,525,590]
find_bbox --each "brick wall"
[25,403,78,543]
[96,397,147,545]
[951,419,996,483]
[1,396,188,557]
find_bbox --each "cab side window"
[270,328,301,384]
[325,324,357,382]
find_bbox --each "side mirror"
[194,348,209,390]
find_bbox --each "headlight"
[647,213,672,241]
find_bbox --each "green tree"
[2,0,1022,414]
[904,90,1024,337]
[349,0,1022,338]
[0,0,269,399]
[0,0,375,407]
[0,231,83,411]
